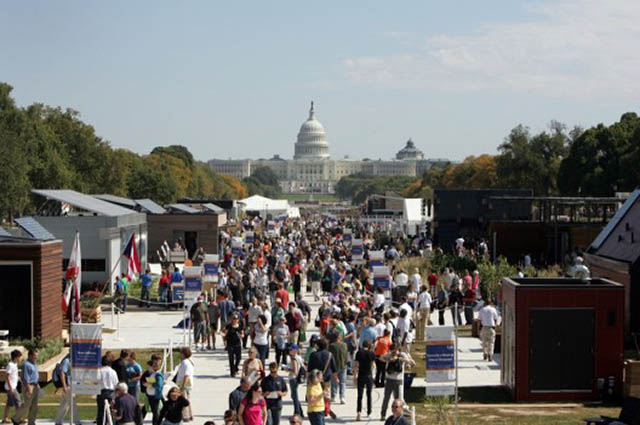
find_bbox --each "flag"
[123,233,141,281]
[63,231,82,323]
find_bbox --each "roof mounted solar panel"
[15,217,56,240]
[167,204,199,213]
[202,203,224,213]
[0,227,11,237]
[590,189,640,250]
[93,194,137,208]
[32,189,135,216]
[135,199,167,214]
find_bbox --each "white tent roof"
[403,198,423,223]
[239,195,290,212]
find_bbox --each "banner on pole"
[202,254,219,282]
[425,326,456,382]
[372,265,391,290]
[351,239,364,265]
[71,323,102,395]
[343,228,352,243]
[244,231,254,245]
[231,238,243,256]
[172,284,184,301]
[183,266,203,300]
[368,250,384,270]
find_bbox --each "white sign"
[203,254,219,282]
[426,326,456,382]
[425,385,455,396]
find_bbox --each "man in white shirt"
[478,299,500,361]
[393,270,409,303]
[410,268,422,289]
[3,350,22,423]
[416,286,432,340]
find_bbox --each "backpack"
[386,358,403,374]
[52,362,64,388]
[295,356,307,384]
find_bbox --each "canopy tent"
[238,195,292,218]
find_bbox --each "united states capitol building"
[208,102,451,193]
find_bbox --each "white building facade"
[208,102,451,194]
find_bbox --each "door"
[529,308,594,391]
[0,264,32,338]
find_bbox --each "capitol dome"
[396,138,424,160]
[294,101,330,160]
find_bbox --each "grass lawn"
[28,348,181,421]
[406,329,621,424]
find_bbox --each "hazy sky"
[2,1,639,162]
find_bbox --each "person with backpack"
[286,345,305,418]
[54,354,80,425]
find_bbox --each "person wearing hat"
[286,345,305,417]
[191,296,208,351]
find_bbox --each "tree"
[151,145,194,168]
[441,155,499,189]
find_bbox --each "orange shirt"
[374,336,392,357]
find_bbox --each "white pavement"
[92,292,500,425]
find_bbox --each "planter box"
[0,347,68,384]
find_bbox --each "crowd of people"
[3,214,501,425]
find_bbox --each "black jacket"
[308,349,336,382]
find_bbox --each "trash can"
[404,372,416,390]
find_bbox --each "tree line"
[339,113,640,202]
[0,82,252,220]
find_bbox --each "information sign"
[71,323,102,395]
[426,326,456,382]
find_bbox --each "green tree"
[151,145,194,168]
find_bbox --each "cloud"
[342,0,640,101]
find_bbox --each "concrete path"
[91,293,501,425]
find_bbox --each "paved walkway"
[92,292,500,425]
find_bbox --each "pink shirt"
[241,397,265,425]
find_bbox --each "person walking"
[374,329,392,388]
[158,386,190,425]
[435,283,448,326]
[353,340,375,421]
[229,377,251,413]
[242,348,265,383]
[139,268,153,307]
[207,298,220,350]
[141,358,164,425]
[379,344,415,421]
[126,352,143,402]
[328,333,347,405]
[238,384,267,425]
[478,299,500,361]
[261,362,287,425]
[113,382,138,425]
[415,284,431,341]
[307,338,337,419]
[272,317,290,366]
[252,316,270,366]
[54,354,80,425]
[224,314,245,377]
[190,297,208,351]
[286,345,304,418]
[12,349,39,425]
[448,282,462,326]
[176,347,194,422]
[462,281,476,325]
[3,350,22,424]
[96,354,119,425]
[305,370,326,425]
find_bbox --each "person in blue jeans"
[139,269,153,307]
[329,332,348,404]
[287,345,304,418]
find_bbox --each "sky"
[2,1,639,162]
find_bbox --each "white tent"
[403,198,429,236]
[239,195,291,218]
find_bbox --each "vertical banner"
[372,265,391,290]
[351,238,364,265]
[426,326,456,383]
[267,221,276,236]
[71,323,102,395]
[172,284,185,302]
[244,231,254,245]
[202,254,219,282]
[343,228,352,244]
[368,250,384,270]
[183,266,203,301]
[231,237,244,256]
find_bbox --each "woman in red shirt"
[238,384,267,425]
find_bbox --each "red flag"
[123,233,140,281]
[63,232,82,323]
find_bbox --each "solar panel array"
[0,227,11,237]
[32,189,136,216]
[202,203,224,213]
[15,217,56,240]
[93,194,137,208]
[135,199,167,214]
[167,203,200,213]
